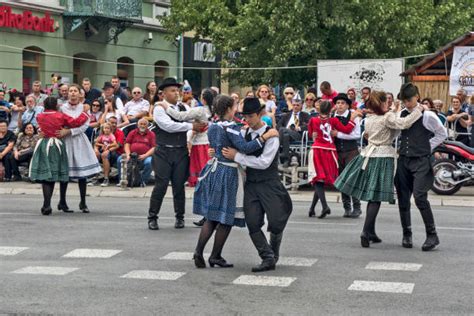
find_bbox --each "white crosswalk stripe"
[161,251,210,260]
[0,246,29,256]
[365,262,422,271]
[12,266,79,276]
[62,248,122,258]
[121,270,186,280]
[278,257,318,267]
[233,275,297,287]
[348,280,415,294]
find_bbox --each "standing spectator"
[111,76,128,104]
[277,87,295,115]
[57,84,69,105]
[256,84,277,121]
[433,99,447,125]
[18,95,43,129]
[386,92,395,111]
[0,90,11,122]
[358,87,372,110]
[8,93,25,132]
[117,118,155,186]
[303,92,318,116]
[123,87,149,123]
[82,78,102,105]
[182,80,198,108]
[447,96,470,145]
[99,96,129,128]
[347,88,359,109]
[94,122,118,187]
[319,81,338,105]
[144,81,160,108]
[9,123,39,180]
[277,93,310,167]
[102,81,124,112]
[0,119,17,181]
[28,81,48,107]
[456,89,469,112]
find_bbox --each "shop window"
[155,60,169,86]
[23,46,44,94]
[117,57,134,88]
[73,53,97,85]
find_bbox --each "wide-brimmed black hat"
[241,97,265,115]
[333,93,352,106]
[398,82,419,100]
[158,77,183,91]
[103,81,114,90]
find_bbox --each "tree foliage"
[161,0,473,86]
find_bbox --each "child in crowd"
[94,122,117,186]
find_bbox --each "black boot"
[79,202,90,214]
[308,209,316,217]
[360,232,370,248]
[41,207,52,216]
[318,207,331,219]
[250,231,276,273]
[193,217,206,227]
[148,219,159,230]
[341,194,352,218]
[269,232,283,264]
[422,226,439,251]
[399,209,413,248]
[58,203,73,213]
[351,197,362,218]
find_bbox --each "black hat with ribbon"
[241,97,265,115]
[158,77,183,91]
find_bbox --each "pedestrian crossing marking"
[365,262,422,271]
[0,246,29,256]
[62,248,122,258]
[161,252,210,260]
[233,275,297,287]
[348,280,414,294]
[12,266,79,276]
[278,257,318,267]
[121,270,186,280]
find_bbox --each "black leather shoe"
[175,218,185,229]
[58,203,73,213]
[193,218,206,227]
[251,258,276,273]
[193,252,206,268]
[402,235,413,248]
[351,210,362,218]
[209,257,233,268]
[343,210,352,218]
[79,203,90,213]
[308,209,316,217]
[368,233,382,243]
[148,219,159,230]
[360,232,370,248]
[318,207,331,219]
[41,207,52,216]
[422,234,439,251]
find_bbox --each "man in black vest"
[147,78,206,230]
[395,83,447,251]
[330,93,362,218]
[222,98,292,272]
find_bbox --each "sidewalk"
[1,182,472,207]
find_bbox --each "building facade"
[0,0,178,93]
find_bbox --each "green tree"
[162,0,473,86]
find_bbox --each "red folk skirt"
[188,144,210,187]
[310,147,339,186]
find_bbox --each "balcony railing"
[63,0,142,22]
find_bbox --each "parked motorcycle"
[432,140,474,195]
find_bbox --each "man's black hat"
[158,77,183,91]
[103,81,114,90]
[241,97,265,115]
[398,82,419,101]
[333,93,352,106]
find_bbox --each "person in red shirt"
[320,81,338,106]
[307,100,360,218]
[29,96,89,215]
[116,118,155,186]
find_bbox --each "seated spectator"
[320,81,338,105]
[85,99,103,141]
[421,97,447,125]
[447,96,470,145]
[102,81,124,112]
[257,84,277,123]
[18,95,43,129]
[94,122,118,187]
[0,119,17,181]
[433,99,447,125]
[123,87,149,123]
[10,122,39,180]
[117,118,155,186]
[277,86,295,116]
[303,92,318,116]
[277,93,310,166]
[99,96,129,128]
[0,90,11,123]
[8,92,25,132]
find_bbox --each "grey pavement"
[1,181,473,207]
[0,195,473,315]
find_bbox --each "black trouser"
[10,152,33,177]
[338,149,361,212]
[394,156,436,235]
[244,180,292,235]
[1,152,13,179]
[148,146,189,221]
[278,127,302,163]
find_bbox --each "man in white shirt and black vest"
[147,78,206,230]
[330,93,362,218]
[222,98,292,272]
[395,83,447,251]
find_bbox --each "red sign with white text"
[0,5,55,33]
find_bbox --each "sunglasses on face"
[260,91,269,94]
[305,98,315,101]
[133,91,141,95]
[92,104,100,107]
[285,92,294,95]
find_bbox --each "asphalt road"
[0,195,473,315]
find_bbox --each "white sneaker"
[101,178,110,187]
